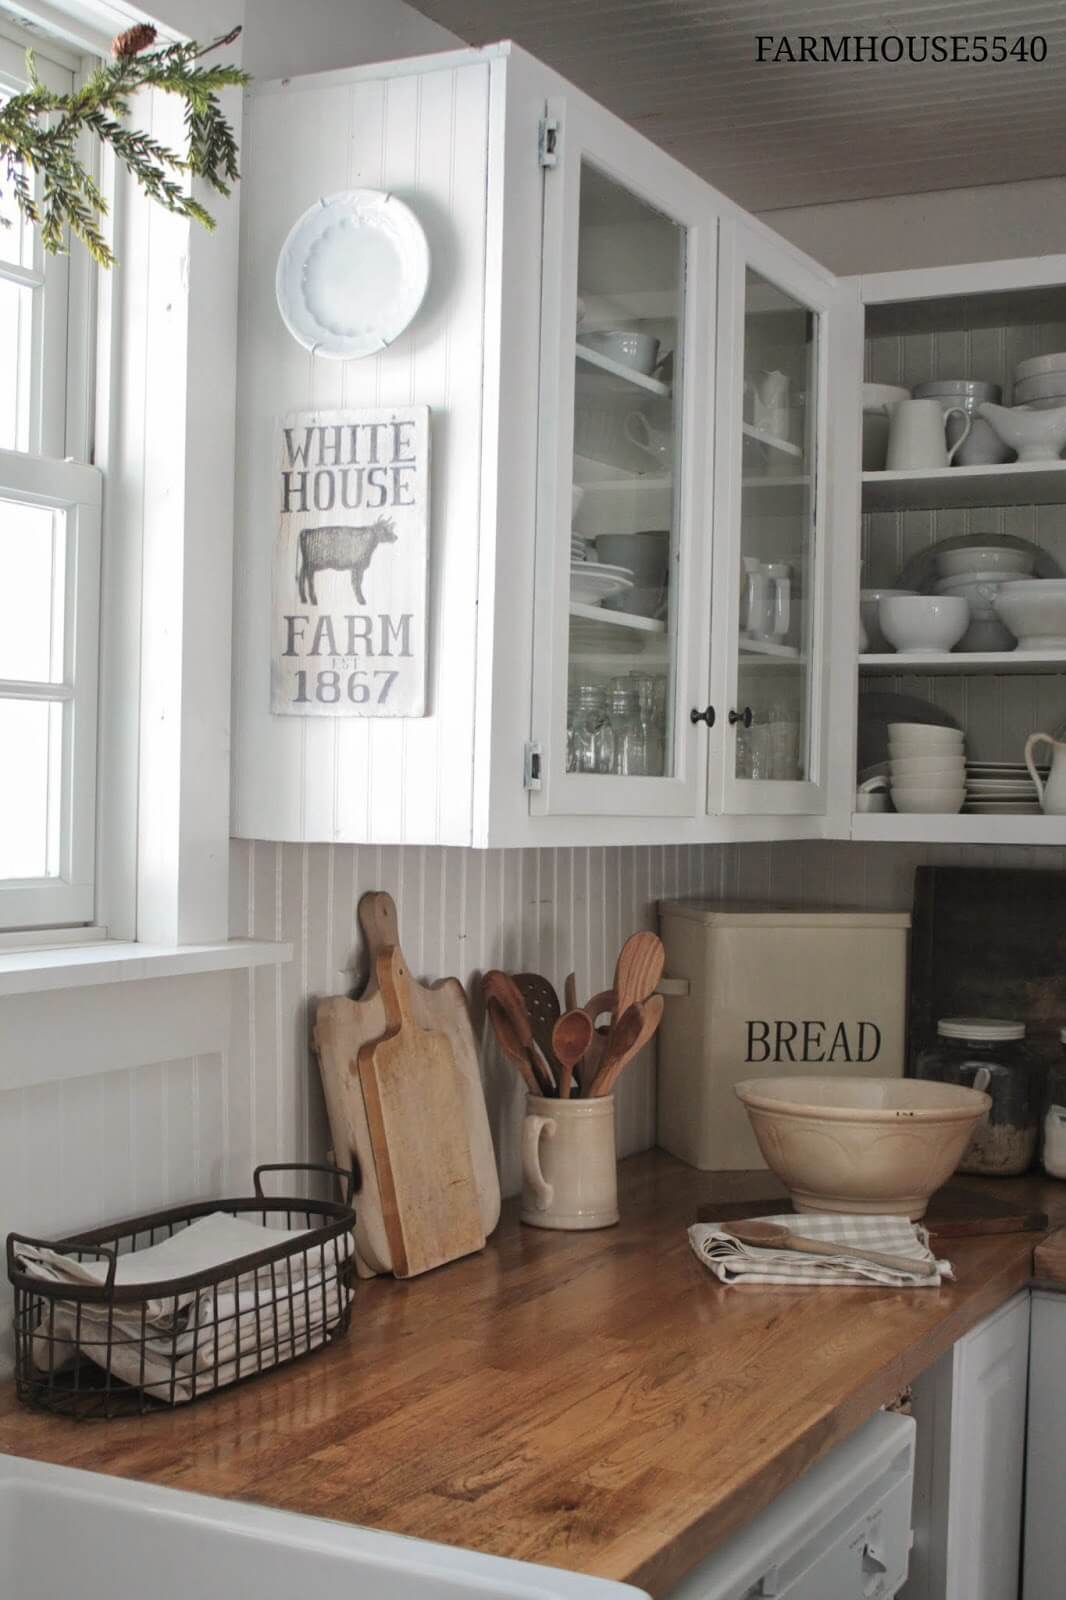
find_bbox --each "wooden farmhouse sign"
[271,406,430,717]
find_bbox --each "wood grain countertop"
[2,1151,1065,1597]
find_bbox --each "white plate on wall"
[276,190,430,359]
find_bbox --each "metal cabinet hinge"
[538,116,560,168]
[524,741,543,790]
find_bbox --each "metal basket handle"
[252,1162,357,1206]
[6,1230,119,1292]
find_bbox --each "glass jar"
[567,684,613,774]
[608,684,648,776]
[1044,1027,1066,1180]
[915,1017,1042,1176]
[626,673,664,777]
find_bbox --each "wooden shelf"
[742,423,803,459]
[859,650,1066,676]
[862,460,1066,511]
[575,344,671,397]
[569,602,666,634]
[851,811,1065,845]
[740,639,803,661]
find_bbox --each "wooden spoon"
[482,971,556,1095]
[588,995,664,1098]
[485,997,539,1095]
[727,1219,937,1278]
[552,1010,594,1100]
[612,932,665,1023]
[564,972,578,1013]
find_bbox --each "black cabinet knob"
[690,705,716,728]
[729,706,753,728]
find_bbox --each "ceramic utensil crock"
[521,1093,618,1229]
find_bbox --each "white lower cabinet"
[1023,1290,1066,1600]
[903,1292,1030,1600]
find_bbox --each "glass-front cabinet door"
[531,95,715,818]
[713,219,835,816]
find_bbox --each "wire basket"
[7,1164,356,1420]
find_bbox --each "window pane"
[0,497,65,682]
[0,274,33,450]
[0,697,62,879]
[0,94,34,269]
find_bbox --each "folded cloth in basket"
[688,1212,953,1287]
[19,1212,353,1401]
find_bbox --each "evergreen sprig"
[0,25,250,267]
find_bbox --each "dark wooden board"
[909,864,1066,1074]
[696,1177,1048,1239]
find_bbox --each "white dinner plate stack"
[963,761,1046,815]
[570,561,633,606]
[887,722,965,814]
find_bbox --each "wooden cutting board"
[695,1178,1048,1239]
[357,947,484,1278]
[314,891,500,1277]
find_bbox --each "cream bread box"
[657,901,911,1170]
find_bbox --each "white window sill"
[0,939,292,998]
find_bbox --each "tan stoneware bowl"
[735,1076,991,1219]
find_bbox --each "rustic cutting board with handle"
[357,947,485,1277]
[313,891,500,1277]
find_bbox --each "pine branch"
[0,24,250,266]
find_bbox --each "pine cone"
[111,23,157,58]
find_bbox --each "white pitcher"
[1025,730,1066,814]
[886,398,972,470]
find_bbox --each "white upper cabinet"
[230,43,840,848]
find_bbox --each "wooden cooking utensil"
[589,995,664,1097]
[576,987,615,1094]
[564,972,578,1013]
[357,947,484,1278]
[486,997,540,1094]
[552,1010,594,1100]
[513,973,562,1073]
[726,1219,937,1278]
[612,932,665,1023]
[482,971,556,1095]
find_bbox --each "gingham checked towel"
[688,1212,953,1287]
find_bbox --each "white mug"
[763,562,792,640]
[744,562,773,638]
[521,1093,618,1230]
[886,398,972,470]
[624,411,673,466]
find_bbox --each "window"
[0,22,100,931]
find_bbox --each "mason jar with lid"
[1044,1026,1066,1180]
[914,1017,1042,1177]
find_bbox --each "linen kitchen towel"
[688,1211,953,1287]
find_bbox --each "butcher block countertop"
[3,1151,1066,1597]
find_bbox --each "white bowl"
[978,401,1066,463]
[879,595,969,654]
[935,545,1034,580]
[934,571,1026,618]
[1015,352,1066,382]
[891,774,966,795]
[861,386,910,471]
[891,787,965,814]
[890,755,966,778]
[578,330,659,376]
[734,1076,990,1218]
[993,579,1066,650]
[862,382,910,411]
[859,588,916,652]
[1013,371,1066,404]
[887,721,964,747]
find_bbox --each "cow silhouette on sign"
[296,515,398,606]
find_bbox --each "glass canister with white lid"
[914,1017,1042,1177]
[1044,1027,1066,1180]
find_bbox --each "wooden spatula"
[486,997,539,1094]
[588,995,664,1097]
[483,970,556,1095]
[612,932,665,1023]
[552,1009,594,1100]
[513,973,562,1074]
[727,1219,937,1278]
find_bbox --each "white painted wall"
[762,177,1066,278]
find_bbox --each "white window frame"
[0,18,100,933]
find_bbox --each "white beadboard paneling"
[232,58,490,847]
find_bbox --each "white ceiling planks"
[407,0,1066,210]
